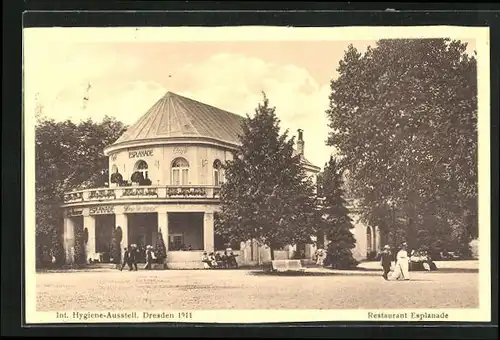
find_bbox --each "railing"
[63,185,221,204]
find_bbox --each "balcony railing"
[63,185,221,204]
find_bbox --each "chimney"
[297,129,305,157]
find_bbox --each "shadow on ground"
[248,268,478,277]
[36,266,478,275]
[249,270,379,277]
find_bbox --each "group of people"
[380,242,411,281]
[313,248,326,266]
[120,244,157,271]
[201,250,239,269]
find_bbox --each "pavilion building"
[61,92,380,268]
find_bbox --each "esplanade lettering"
[89,205,115,215]
[129,149,154,159]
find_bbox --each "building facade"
[61,92,379,268]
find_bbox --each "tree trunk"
[406,204,417,251]
[250,239,254,261]
[270,245,275,261]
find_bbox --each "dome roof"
[110,91,246,147]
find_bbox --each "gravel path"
[36,265,479,311]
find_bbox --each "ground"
[36,261,479,311]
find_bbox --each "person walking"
[120,247,132,271]
[144,245,153,270]
[316,248,325,266]
[130,244,139,271]
[391,242,410,281]
[380,245,393,280]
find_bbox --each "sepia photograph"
[23,26,491,324]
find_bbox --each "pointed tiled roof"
[110,91,319,170]
[112,91,246,146]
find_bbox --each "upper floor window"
[172,157,189,185]
[213,159,223,186]
[134,160,149,179]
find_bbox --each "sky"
[23,28,477,169]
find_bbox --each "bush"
[110,228,121,264]
[110,171,123,184]
[324,247,359,269]
[131,171,144,184]
[73,225,86,265]
[155,230,167,264]
[366,251,378,261]
[141,177,152,186]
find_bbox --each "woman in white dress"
[316,248,325,266]
[391,242,410,280]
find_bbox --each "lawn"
[36,261,479,311]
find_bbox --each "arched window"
[213,159,223,186]
[172,157,189,185]
[134,160,149,179]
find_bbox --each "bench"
[271,260,305,273]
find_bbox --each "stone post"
[84,215,96,263]
[63,217,75,264]
[203,212,214,252]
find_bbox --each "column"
[374,226,381,252]
[63,217,75,264]
[157,210,169,252]
[84,215,96,263]
[115,213,128,251]
[203,212,214,252]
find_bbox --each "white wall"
[108,144,234,186]
[350,211,368,262]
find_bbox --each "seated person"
[214,252,224,268]
[221,251,228,268]
[227,251,239,268]
[201,252,213,269]
[208,252,217,267]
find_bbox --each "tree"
[73,224,86,265]
[318,157,358,269]
[155,230,167,265]
[35,115,127,266]
[326,39,477,253]
[110,227,121,264]
[217,94,320,260]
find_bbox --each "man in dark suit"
[130,245,139,271]
[120,247,132,271]
[380,245,393,280]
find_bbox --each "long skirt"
[391,260,410,280]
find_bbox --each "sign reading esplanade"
[89,205,115,215]
[129,149,154,159]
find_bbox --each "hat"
[384,245,390,250]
